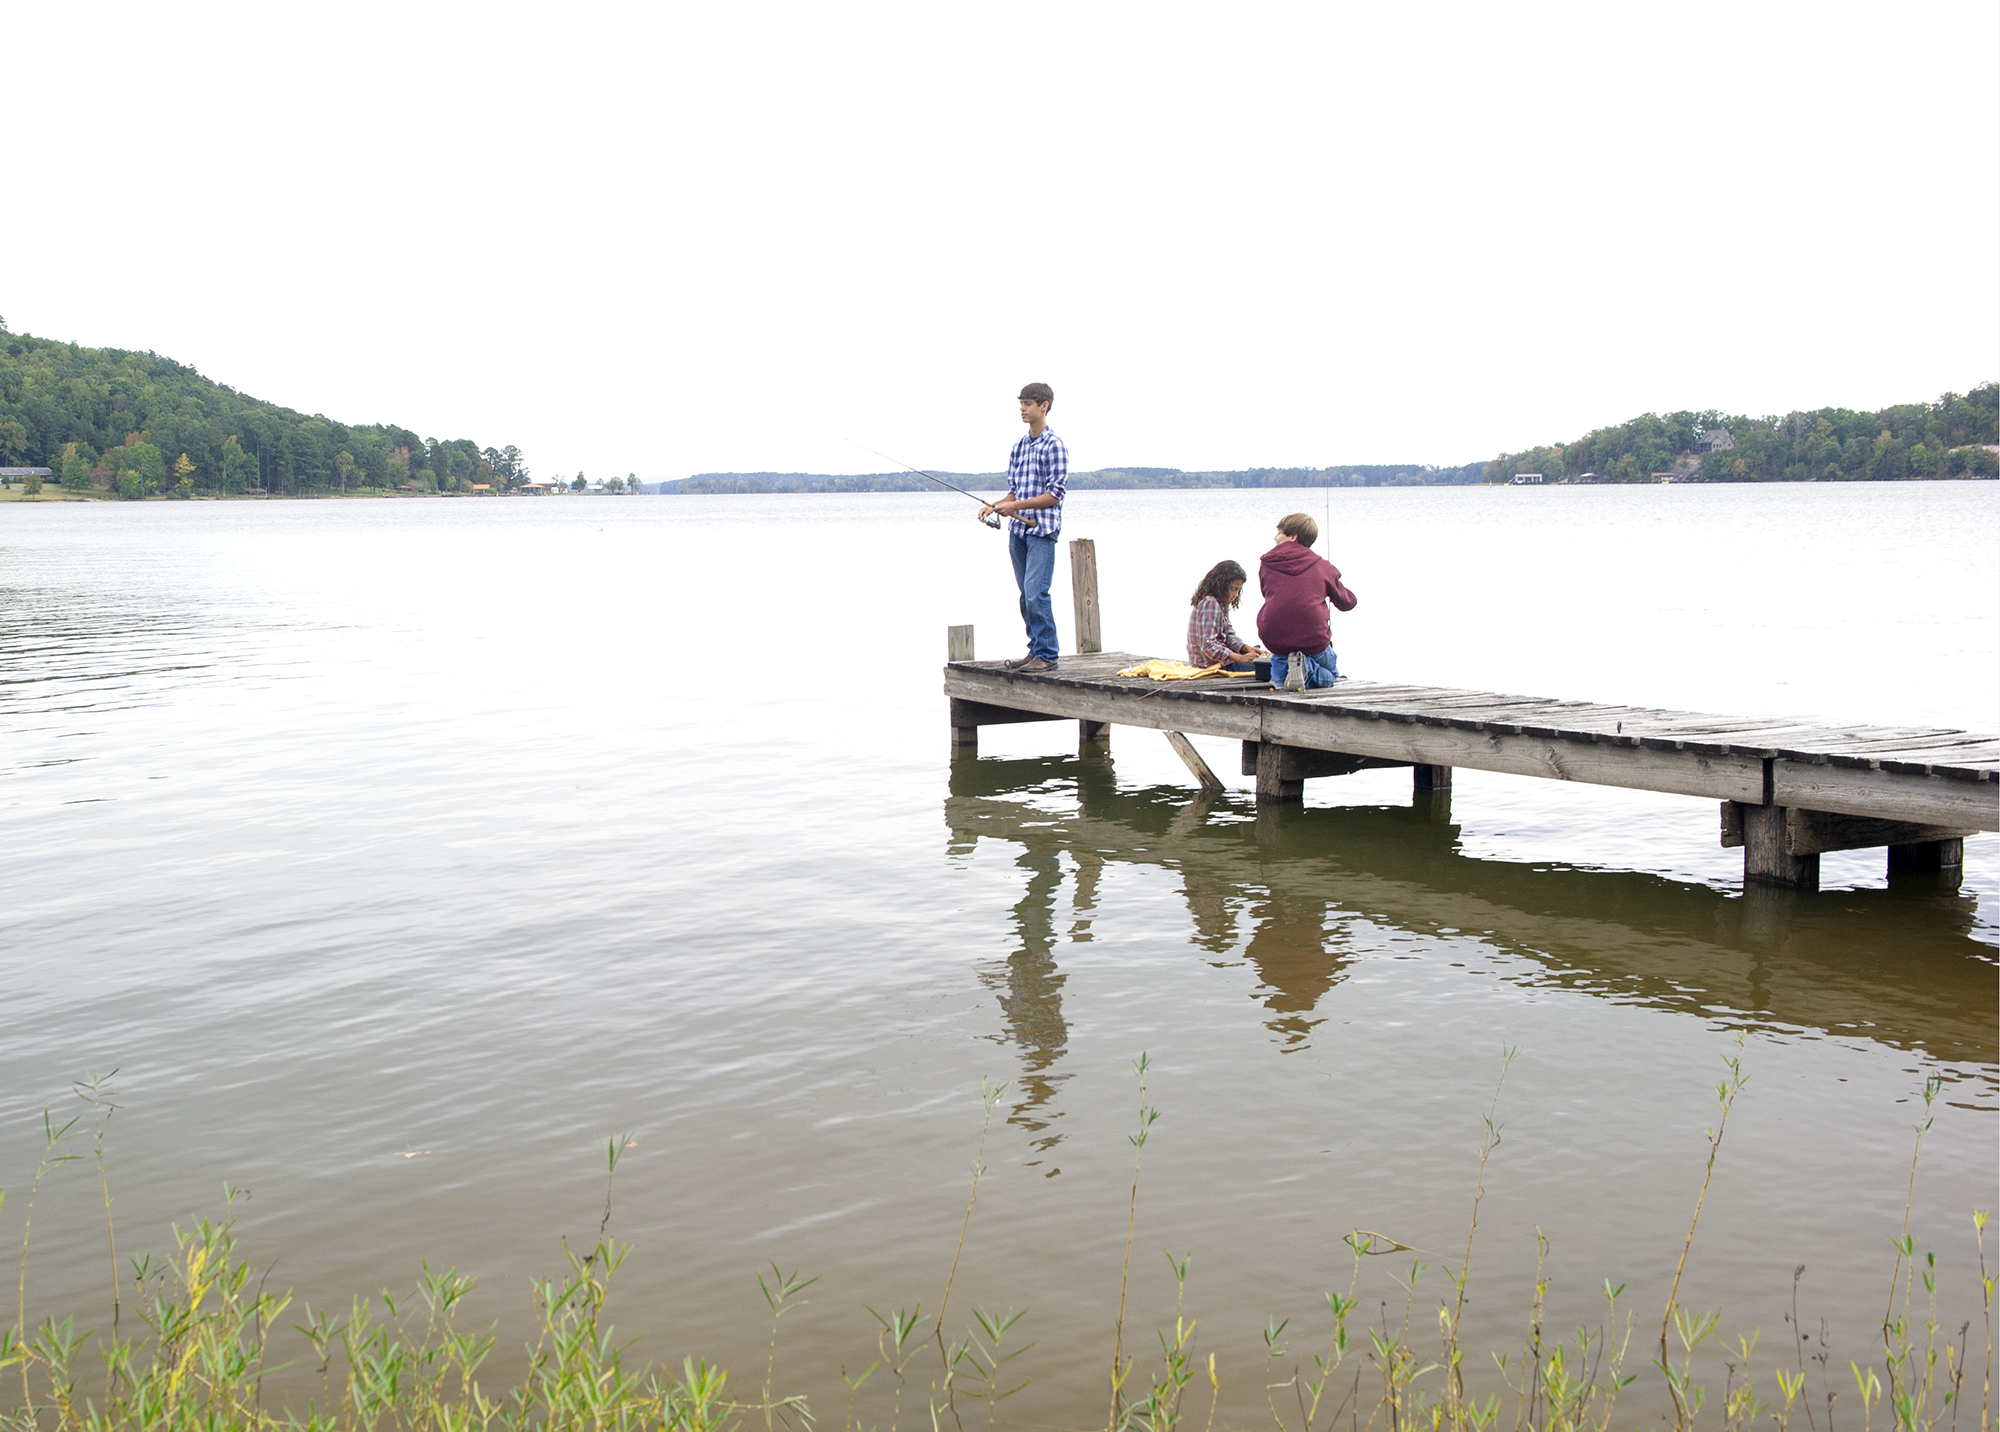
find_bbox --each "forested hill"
[1484,384,1997,484]
[0,327,521,494]
[663,462,1487,494]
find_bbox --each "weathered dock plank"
[942,650,1998,892]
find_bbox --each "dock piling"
[948,626,977,748]
[1740,804,1821,891]
[1414,764,1453,793]
[1255,741,1304,805]
[1887,837,1964,891]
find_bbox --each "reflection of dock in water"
[947,751,1995,1135]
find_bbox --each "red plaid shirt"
[1186,595,1246,666]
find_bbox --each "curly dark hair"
[1190,559,1248,608]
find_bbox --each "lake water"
[2,483,1994,1426]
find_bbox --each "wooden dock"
[943,648,1999,893]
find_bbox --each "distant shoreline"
[7,476,1993,505]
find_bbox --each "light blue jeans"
[1269,646,1339,689]
[1009,530,1060,663]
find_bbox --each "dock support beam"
[1164,732,1224,792]
[1080,719,1110,750]
[1741,804,1819,891]
[1723,802,1975,893]
[1255,742,1304,805]
[1414,764,1452,794]
[1888,837,1964,891]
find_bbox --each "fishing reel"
[981,511,1005,530]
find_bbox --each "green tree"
[570,473,586,492]
[22,469,42,495]
[334,449,357,493]
[172,452,195,497]
[60,441,99,492]
[108,440,166,489]
[221,434,255,493]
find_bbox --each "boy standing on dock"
[1257,512,1357,689]
[980,382,1068,671]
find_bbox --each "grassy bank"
[3,1054,1988,1432]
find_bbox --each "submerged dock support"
[1414,764,1452,794]
[1254,741,1303,804]
[1240,741,1408,804]
[1722,802,1975,894]
[1739,804,1820,891]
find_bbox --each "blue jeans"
[1270,646,1338,689]
[1009,530,1059,662]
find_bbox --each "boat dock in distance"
[942,638,1998,895]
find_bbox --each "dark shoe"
[1002,656,1030,668]
[1015,656,1057,672]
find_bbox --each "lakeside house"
[1698,428,1737,453]
[1510,472,1544,485]
[515,480,558,494]
[1,467,53,484]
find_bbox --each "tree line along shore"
[1,324,1992,501]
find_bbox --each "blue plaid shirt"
[1006,427,1068,537]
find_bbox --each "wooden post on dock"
[1069,539,1101,655]
[948,625,978,749]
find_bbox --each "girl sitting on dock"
[1187,560,1268,672]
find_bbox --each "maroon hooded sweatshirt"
[1255,541,1357,655]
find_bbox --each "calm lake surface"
[3,483,1995,1426]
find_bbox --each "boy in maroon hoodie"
[1256,512,1357,689]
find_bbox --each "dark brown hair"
[1277,512,1318,547]
[1190,559,1248,607]
[1019,382,1054,408]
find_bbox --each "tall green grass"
[0,1046,1989,1432]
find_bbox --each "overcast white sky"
[7,2,1996,479]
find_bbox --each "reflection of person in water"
[1177,847,1351,1049]
[981,844,1072,1155]
[1241,887,1346,1049]
[949,757,1995,1074]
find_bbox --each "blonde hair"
[1277,512,1318,548]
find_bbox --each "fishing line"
[845,439,1028,529]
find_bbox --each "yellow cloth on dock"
[1117,659,1257,681]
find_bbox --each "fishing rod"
[846,440,1031,529]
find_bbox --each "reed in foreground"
[0,1051,1989,1432]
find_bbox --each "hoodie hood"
[1262,541,1322,575]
